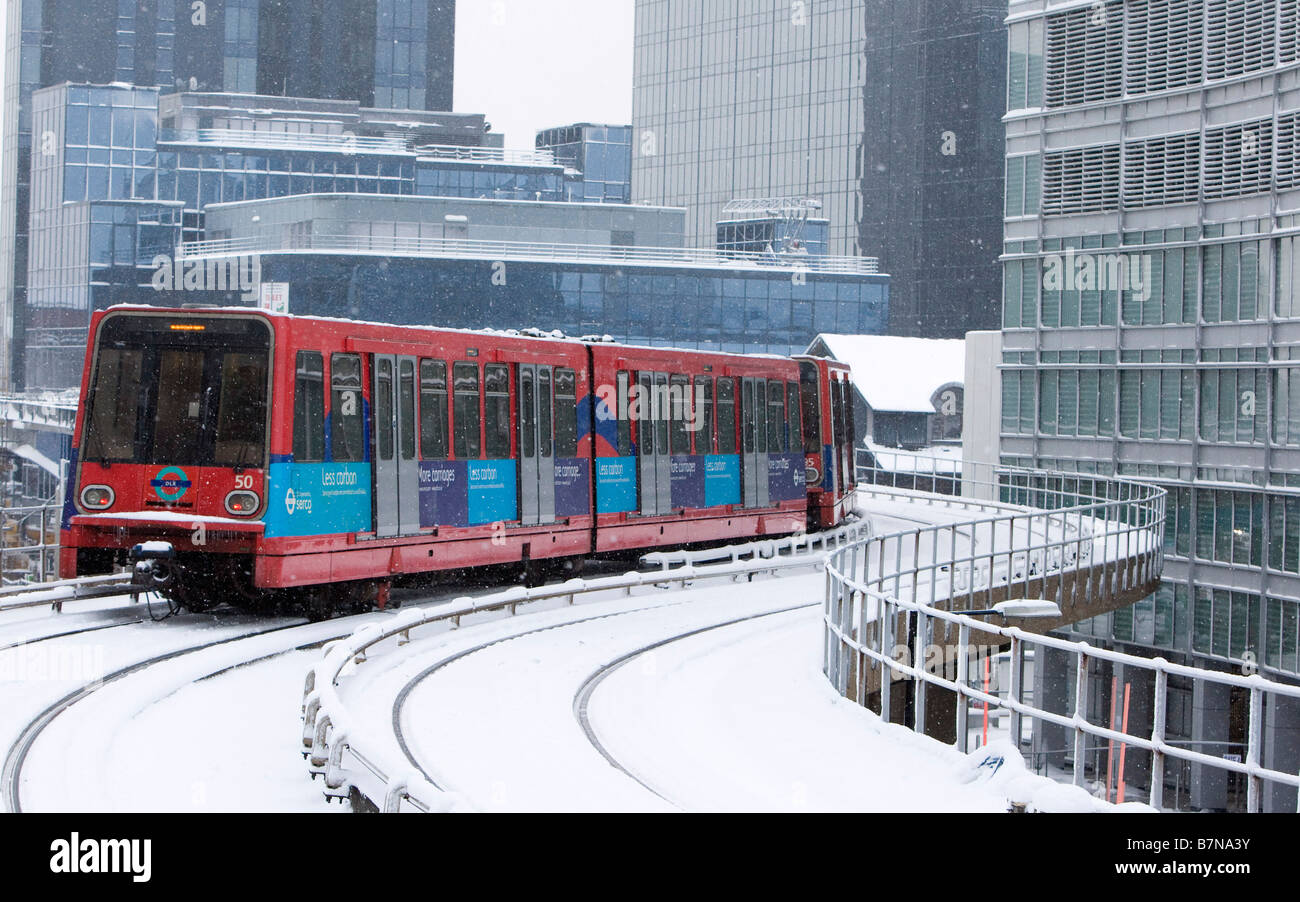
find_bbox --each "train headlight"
[80,485,115,510]
[805,465,821,486]
[224,491,260,516]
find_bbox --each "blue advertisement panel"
[670,456,705,509]
[554,458,591,518]
[419,461,468,528]
[704,455,741,508]
[595,456,637,514]
[768,453,808,502]
[468,460,517,525]
[264,462,371,538]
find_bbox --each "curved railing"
[301,529,862,812]
[826,456,1300,812]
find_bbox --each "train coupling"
[129,541,177,593]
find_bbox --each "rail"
[176,234,883,275]
[301,546,838,812]
[0,503,63,585]
[824,456,1300,812]
[640,515,870,570]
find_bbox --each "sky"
[454,0,636,149]
[0,1,637,152]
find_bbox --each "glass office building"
[632,0,1006,339]
[22,83,888,389]
[1001,0,1300,810]
[1,0,457,389]
[535,124,633,204]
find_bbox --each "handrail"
[823,455,1300,812]
[301,546,840,812]
[176,234,884,275]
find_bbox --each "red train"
[61,308,857,616]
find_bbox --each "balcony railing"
[177,234,883,275]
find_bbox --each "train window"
[520,369,536,459]
[695,376,713,455]
[453,362,481,459]
[741,380,755,454]
[669,374,690,454]
[419,360,448,460]
[554,368,578,458]
[717,378,736,454]
[331,354,364,462]
[293,352,325,463]
[484,363,510,459]
[800,363,822,454]
[399,360,416,461]
[754,380,768,453]
[655,374,670,455]
[832,378,847,446]
[83,348,144,461]
[539,369,553,459]
[787,383,802,455]
[616,371,632,456]
[214,352,269,466]
[154,350,206,463]
[845,379,857,450]
[638,373,654,455]
[375,358,394,462]
[767,379,786,453]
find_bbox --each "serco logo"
[285,488,297,515]
[151,466,192,502]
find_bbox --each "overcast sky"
[0,1,637,151]
[455,0,636,148]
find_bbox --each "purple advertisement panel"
[554,458,591,518]
[671,455,705,510]
[419,461,469,528]
[768,453,807,502]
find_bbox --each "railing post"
[956,622,970,753]
[880,599,893,723]
[1247,683,1263,813]
[1073,649,1090,788]
[913,608,928,735]
[1151,664,1168,811]
[1009,635,1024,749]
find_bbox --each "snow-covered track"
[571,602,816,807]
[0,620,310,813]
[302,552,833,813]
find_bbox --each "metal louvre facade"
[1003,0,1300,721]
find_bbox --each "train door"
[518,363,556,526]
[372,354,420,538]
[636,371,672,516]
[831,376,850,496]
[741,378,770,509]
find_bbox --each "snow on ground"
[14,616,386,812]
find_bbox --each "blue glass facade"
[2,0,458,388]
[535,124,633,204]
[247,255,887,357]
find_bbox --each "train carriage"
[794,355,857,530]
[62,307,854,615]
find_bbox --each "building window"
[1194,489,1264,568]
[1200,369,1268,444]
[1118,369,1193,440]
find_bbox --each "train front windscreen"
[81,313,272,470]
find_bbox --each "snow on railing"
[301,551,826,812]
[822,459,1300,812]
[640,515,871,571]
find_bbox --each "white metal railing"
[177,234,883,275]
[641,515,870,570]
[0,503,63,584]
[301,547,841,812]
[824,457,1300,812]
[161,129,562,167]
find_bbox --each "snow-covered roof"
[808,334,966,413]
